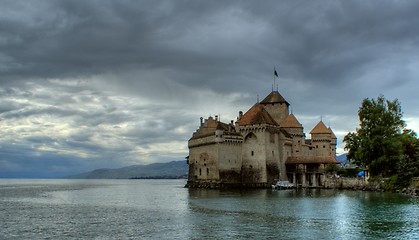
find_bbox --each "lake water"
[0,179,418,239]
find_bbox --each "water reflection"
[1,180,418,239]
[187,188,419,239]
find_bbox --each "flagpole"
[273,67,279,92]
[273,67,276,92]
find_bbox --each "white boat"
[271,180,294,190]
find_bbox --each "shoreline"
[186,177,419,197]
[323,176,419,197]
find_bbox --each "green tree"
[400,129,419,177]
[344,95,406,176]
[401,129,419,162]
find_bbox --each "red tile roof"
[205,118,229,130]
[280,114,303,128]
[236,103,278,126]
[189,117,233,140]
[328,127,337,139]
[309,121,330,134]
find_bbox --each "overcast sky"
[1,0,418,178]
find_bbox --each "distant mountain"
[67,161,188,179]
[68,155,349,179]
[336,153,348,163]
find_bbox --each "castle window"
[272,151,274,156]
[323,145,325,148]
[199,169,202,176]
[251,151,254,156]
[316,145,318,148]
[207,168,209,175]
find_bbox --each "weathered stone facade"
[186,90,338,188]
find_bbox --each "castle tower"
[280,113,304,156]
[329,127,337,156]
[260,91,290,125]
[236,103,280,187]
[310,120,332,157]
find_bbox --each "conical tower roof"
[310,120,330,134]
[280,114,303,128]
[236,103,278,126]
[260,91,289,106]
[328,127,337,139]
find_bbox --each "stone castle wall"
[262,102,288,124]
[188,143,219,181]
[187,90,337,189]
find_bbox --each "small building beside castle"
[186,90,338,188]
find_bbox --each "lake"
[0,179,418,239]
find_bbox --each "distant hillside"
[337,153,348,163]
[68,155,348,179]
[67,161,188,179]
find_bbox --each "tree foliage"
[343,95,416,177]
[400,129,419,177]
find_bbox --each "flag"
[274,68,278,77]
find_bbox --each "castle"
[186,90,338,188]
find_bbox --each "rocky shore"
[399,187,419,197]
[324,176,419,197]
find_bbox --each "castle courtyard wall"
[188,141,219,182]
[217,141,242,184]
[241,128,268,186]
[265,130,281,184]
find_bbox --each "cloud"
[1,0,419,177]
[0,80,195,176]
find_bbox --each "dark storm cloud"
[1,1,234,81]
[1,0,419,177]
[265,1,419,83]
[2,1,419,88]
